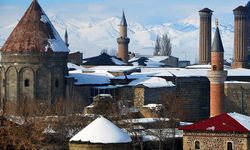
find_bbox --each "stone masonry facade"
[183,131,250,150]
[0,52,68,112]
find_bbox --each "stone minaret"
[117,11,130,63]
[65,28,69,47]
[232,6,248,68]
[246,2,250,64]
[208,20,227,117]
[199,8,213,64]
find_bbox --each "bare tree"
[154,33,172,56]
[160,33,172,56]
[154,35,161,56]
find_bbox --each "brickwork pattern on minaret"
[208,24,227,117]
[233,6,248,68]
[199,8,213,64]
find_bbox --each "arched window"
[195,141,200,150]
[227,142,233,150]
[212,65,217,71]
[55,79,59,88]
[24,79,29,87]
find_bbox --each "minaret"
[65,28,69,47]
[246,2,250,63]
[199,8,213,64]
[117,11,130,63]
[208,20,227,117]
[232,6,248,68]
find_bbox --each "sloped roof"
[199,8,213,13]
[83,53,126,66]
[120,11,127,26]
[180,112,250,133]
[211,26,224,52]
[70,116,132,144]
[234,6,247,12]
[1,0,69,53]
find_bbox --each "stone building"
[117,11,130,63]
[0,0,69,111]
[69,116,132,150]
[180,112,250,150]
[199,8,213,65]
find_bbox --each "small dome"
[70,116,132,144]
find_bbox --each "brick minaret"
[199,8,213,64]
[232,6,248,68]
[208,21,227,117]
[117,11,130,63]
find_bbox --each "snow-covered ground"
[0,14,234,63]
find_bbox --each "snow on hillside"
[0,14,234,63]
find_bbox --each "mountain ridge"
[0,14,234,63]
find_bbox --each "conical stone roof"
[70,116,132,144]
[120,11,127,26]
[211,26,224,52]
[0,0,69,53]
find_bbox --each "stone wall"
[69,143,131,150]
[175,77,210,122]
[225,82,250,115]
[183,131,250,150]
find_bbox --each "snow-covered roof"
[149,56,169,62]
[68,63,86,72]
[67,73,111,85]
[70,116,132,144]
[87,66,140,73]
[227,68,250,76]
[128,76,175,88]
[228,112,250,131]
[225,81,250,84]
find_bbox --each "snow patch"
[228,112,250,131]
[40,15,49,23]
[206,126,215,131]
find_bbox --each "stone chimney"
[232,6,248,68]
[117,11,130,63]
[207,20,227,117]
[199,8,213,64]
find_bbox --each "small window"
[212,65,217,71]
[227,142,233,150]
[24,79,29,87]
[55,79,59,88]
[195,141,200,150]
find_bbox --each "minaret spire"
[120,10,127,26]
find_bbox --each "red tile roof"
[179,113,250,133]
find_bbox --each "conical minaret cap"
[211,22,224,52]
[120,11,127,26]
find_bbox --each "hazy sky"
[0,0,249,26]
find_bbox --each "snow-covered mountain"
[0,14,234,63]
